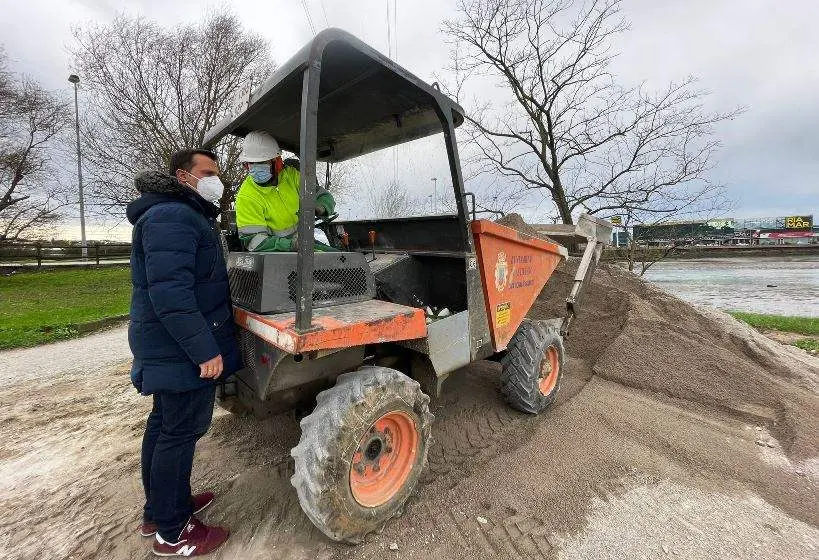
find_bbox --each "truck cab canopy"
[203,28,465,162]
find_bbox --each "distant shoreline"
[604,244,819,261]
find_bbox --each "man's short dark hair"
[168,149,217,176]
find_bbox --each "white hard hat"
[239,131,281,163]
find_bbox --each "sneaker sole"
[152,533,229,557]
[141,496,214,538]
[152,545,226,557]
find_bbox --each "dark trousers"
[141,384,216,542]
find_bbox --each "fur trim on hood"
[126,171,220,225]
[134,170,190,196]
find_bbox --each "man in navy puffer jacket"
[127,149,241,557]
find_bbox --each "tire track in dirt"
[420,356,592,493]
[427,503,557,560]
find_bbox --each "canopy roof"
[203,28,465,163]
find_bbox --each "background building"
[625,215,816,246]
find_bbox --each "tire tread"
[291,366,433,543]
[500,320,565,414]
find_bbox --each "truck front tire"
[291,366,433,543]
[500,320,565,414]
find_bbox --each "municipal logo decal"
[494,251,509,292]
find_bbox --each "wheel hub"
[538,345,560,396]
[352,427,393,474]
[349,411,419,508]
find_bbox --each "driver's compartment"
[223,210,469,321]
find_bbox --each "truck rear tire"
[500,320,565,414]
[290,366,433,543]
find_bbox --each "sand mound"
[537,259,818,461]
[495,213,560,245]
[496,213,541,236]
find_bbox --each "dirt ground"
[0,262,817,559]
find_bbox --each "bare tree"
[443,0,740,226]
[623,226,688,277]
[318,161,354,206]
[0,49,72,243]
[71,10,273,215]
[366,181,416,218]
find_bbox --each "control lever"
[368,230,377,262]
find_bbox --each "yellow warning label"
[496,302,511,327]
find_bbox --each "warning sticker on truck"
[496,302,511,327]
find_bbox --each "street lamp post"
[68,74,87,259]
[430,177,437,214]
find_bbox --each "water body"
[641,256,819,317]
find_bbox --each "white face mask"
[185,172,225,204]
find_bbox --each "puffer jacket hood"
[126,171,220,225]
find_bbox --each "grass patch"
[793,339,819,353]
[727,311,818,336]
[0,267,131,350]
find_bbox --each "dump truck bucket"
[533,213,613,249]
[534,214,613,336]
[471,220,568,351]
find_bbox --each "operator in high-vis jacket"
[235,130,336,252]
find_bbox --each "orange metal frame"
[234,299,427,354]
[471,220,567,351]
[236,220,565,356]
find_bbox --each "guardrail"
[0,241,132,268]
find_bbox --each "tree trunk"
[552,177,573,225]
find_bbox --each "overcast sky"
[1,0,816,238]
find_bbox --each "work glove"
[289,231,299,251]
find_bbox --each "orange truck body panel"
[471,220,566,351]
[234,299,427,354]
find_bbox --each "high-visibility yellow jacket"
[235,166,335,252]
